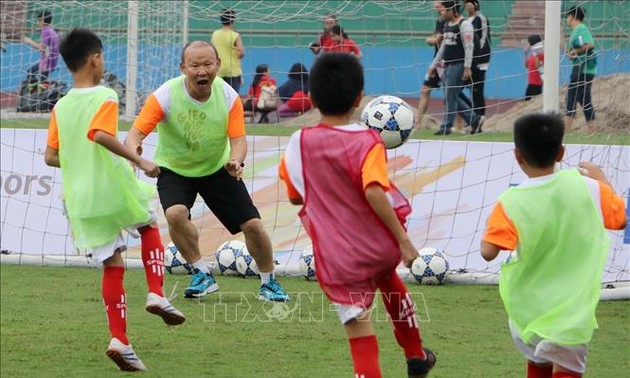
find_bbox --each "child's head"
[565,6,585,26]
[527,34,543,46]
[60,28,104,80]
[440,1,461,20]
[37,10,52,26]
[220,9,236,26]
[309,53,363,116]
[513,113,565,169]
[288,63,308,81]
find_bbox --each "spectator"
[23,10,59,83]
[278,63,311,117]
[464,0,491,117]
[211,9,245,92]
[524,34,544,101]
[430,1,484,135]
[329,25,363,60]
[564,5,597,134]
[309,13,338,55]
[243,64,277,112]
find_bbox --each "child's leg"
[345,313,382,378]
[102,250,128,345]
[527,360,552,378]
[551,365,582,378]
[138,223,165,296]
[377,273,425,359]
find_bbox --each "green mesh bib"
[55,87,154,249]
[499,169,608,345]
[153,76,230,177]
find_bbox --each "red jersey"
[329,38,361,56]
[527,52,544,86]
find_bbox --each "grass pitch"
[1,265,628,377]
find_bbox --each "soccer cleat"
[184,269,219,298]
[105,338,147,372]
[407,348,437,378]
[145,292,186,325]
[258,277,290,302]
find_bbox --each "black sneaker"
[407,348,436,378]
[471,115,485,134]
[434,129,452,136]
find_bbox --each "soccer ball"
[409,247,450,285]
[299,245,317,281]
[215,240,245,276]
[361,95,415,149]
[235,248,260,277]
[164,242,194,275]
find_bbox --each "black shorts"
[157,167,261,234]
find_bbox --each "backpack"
[256,84,279,110]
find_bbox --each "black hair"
[288,63,308,81]
[59,28,103,72]
[309,53,364,116]
[464,0,479,10]
[252,64,269,89]
[527,34,542,46]
[566,6,586,21]
[441,1,460,15]
[331,25,349,39]
[513,113,565,168]
[180,40,219,64]
[37,10,52,24]
[220,9,236,25]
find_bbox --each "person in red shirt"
[243,64,277,111]
[309,13,337,55]
[329,24,363,60]
[524,34,544,101]
[279,53,435,378]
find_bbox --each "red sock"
[378,274,424,359]
[527,361,553,378]
[139,226,164,296]
[552,372,582,378]
[349,335,382,378]
[102,266,128,345]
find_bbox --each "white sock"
[192,259,210,274]
[260,272,274,284]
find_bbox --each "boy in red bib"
[279,53,435,378]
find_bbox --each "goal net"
[1,1,628,291]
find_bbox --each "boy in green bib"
[44,28,185,372]
[480,113,626,378]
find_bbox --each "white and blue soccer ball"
[361,95,415,149]
[215,240,245,276]
[235,248,260,277]
[410,247,450,285]
[164,242,194,275]
[299,245,317,281]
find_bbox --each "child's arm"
[579,162,627,230]
[93,130,160,177]
[480,241,501,262]
[44,146,60,167]
[365,184,417,267]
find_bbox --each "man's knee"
[164,204,189,225]
[241,218,266,237]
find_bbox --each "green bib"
[55,87,154,249]
[499,169,608,345]
[154,76,230,177]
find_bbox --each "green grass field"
[1,265,628,377]
[1,118,628,145]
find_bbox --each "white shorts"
[88,210,157,265]
[333,302,370,325]
[509,319,588,374]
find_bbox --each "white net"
[1,1,628,286]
